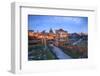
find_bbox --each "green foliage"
[59,45,87,58]
[28,45,55,60]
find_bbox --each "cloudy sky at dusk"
[28,15,88,33]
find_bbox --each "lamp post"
[41,34,47,50]
[43,35,47,50]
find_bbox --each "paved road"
[50,44,71,59]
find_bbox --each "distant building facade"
[28,29,69,46]
[55,29,69,46]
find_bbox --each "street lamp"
[43,35,47,50]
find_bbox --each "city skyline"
[28,15,88,33]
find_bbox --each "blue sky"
[28,15,88,33]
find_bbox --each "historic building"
[55,29,69,46]
[28,28,69,46]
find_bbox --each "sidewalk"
[50,44,71,59]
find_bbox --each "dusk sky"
[28,15,88,33]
